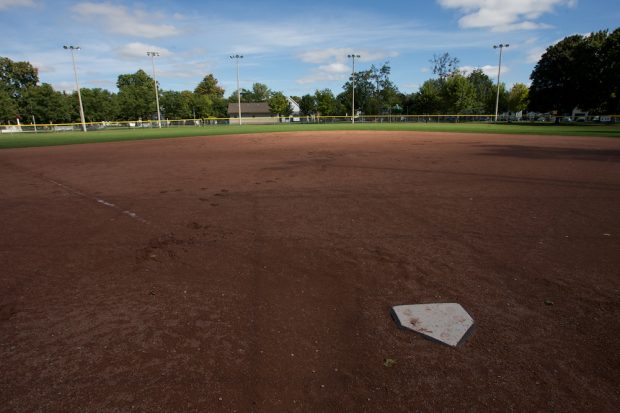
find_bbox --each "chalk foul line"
[48,179,149,225]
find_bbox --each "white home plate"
[391,303,474,347]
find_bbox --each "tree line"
[1,26,617,124]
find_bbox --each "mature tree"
[411,79,442,114]
[241,82,271,102]
[77,88,118,122]
[0,56,39,99]
[377,78,402,113]
[507,83,529,113]
[340,69,375,114]
[529,31,609,114]
[20,83,72,123]
[268,91,293,116]
[0,89,18,123]
[116,69,157,120]
[299,94,317,116]
[601,28,620,113]
[194,74,225,97]
[159,90,195,119]
[441,73,478,114]
[192,93,214,118]
[314,89,339,116]
[430,53,460,81]
[466,69,495,114]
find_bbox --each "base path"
[1,130,619,411]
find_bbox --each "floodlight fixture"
[347,54,361,124]
[230,55,244,125]
[493,44,509,122]
[146,51,162,128]
[63,45,86,132]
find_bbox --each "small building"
[227,102,275,124]
[227,98,301,124]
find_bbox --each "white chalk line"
[48,178,149,224]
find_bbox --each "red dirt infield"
[1,130,619,411]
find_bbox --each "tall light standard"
[146,51,162,128]
[493,44,509,122]
[230,54,243,125]
[347,54,360,124]
[63,45,86,132]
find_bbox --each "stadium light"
[230,54,243,125]
[63,45,87,132]
[493,44,509,122]
[347,54,361,124]
[146,51,162,128]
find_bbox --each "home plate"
[391,303,474,347]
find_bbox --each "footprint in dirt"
[187,222,203,230]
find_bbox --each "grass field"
[1,122,619,149]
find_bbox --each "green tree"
[192,93,213,118]
[0,56,39,99]
[268,92,293,117]
[0,89,18,123]
[241,82,271,102]
[507,83,529,113]
[601,28,620,113]
[467,69,495,114]
[412,79,442,114]
[194,74,225,97]
[116,69,157,120]
[77,88,118,122]
[299,94,317,115]
[314,89,339,116]
[20,83,72,123]
[529,31,609,114]
[441,73,478,114]
[340,69,375,115]
[160,90,192,119]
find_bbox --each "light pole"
[146,51,162,128]
[347,54,360,124]
[63,45,87,132]
[493,44,509,122]
[230,54,243,125]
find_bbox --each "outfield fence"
[1,114,618,134]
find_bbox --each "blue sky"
[1,0,618,97]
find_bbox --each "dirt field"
[1,130,619,412]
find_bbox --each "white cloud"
[299,48,398,64]
[297,62,350,84]
[117,42,171,59]
[0,0,35,10]
[526,47,546,64]
[296,48,399,85]
[299,48,352,64]
[459,65,508,78]
[72,2,180,38]
[437,0,576,31]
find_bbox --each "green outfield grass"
[1,122,619,149]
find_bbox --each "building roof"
[227,102,271,115]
